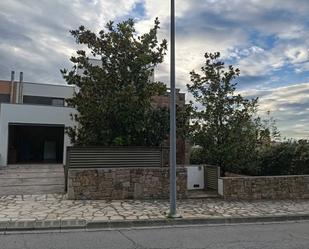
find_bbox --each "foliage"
[291,140,309,174]
[61,18,171,146]
[250,140,309,176]
[189,147,204,165]
[187,52,279,175]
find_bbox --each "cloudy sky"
[1,0,309,139]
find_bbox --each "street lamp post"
[169,0,179,218]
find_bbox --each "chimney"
[10,71,15,103]
[19,72,23,103]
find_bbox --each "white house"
[0,64,182,168]
[0,72,76,167]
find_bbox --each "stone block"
[35,219,61,230]
[7,219,36,230]
[61,218,86,229]
[0,219,9,230]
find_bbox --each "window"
[0,94,10,103]
[23,95,65,106]
[51,98,64,106]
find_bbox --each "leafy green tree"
[61,18,170,146]
[291,139,309,175]
[187,52,278,175]
[257,141,294,175]
[255,139,309,176]
[189,147,204,164]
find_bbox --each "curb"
[1,214,309,232]
[87,214,309,229]
[0,219,86,232]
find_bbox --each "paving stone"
[91,216,109,221]
[125,216,138,220]
[0,194,309,225]
[110,216,124,220]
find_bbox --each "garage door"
[8,124,64,164]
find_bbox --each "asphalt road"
[1,221,309,249]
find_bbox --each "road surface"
[1,221,309,249]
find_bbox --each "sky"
[0,0,309,139]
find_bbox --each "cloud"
[295,62,309,73]
[241,83,309,139]
[132,0,309,95]
[0,0,309,139]
[0,0,139,83]
[235,46,286,76]
[1,0,308,86]
[285,46,309,64]
[136,0,250,93]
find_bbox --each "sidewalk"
[1,194,309,231]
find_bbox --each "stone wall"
[220,175,309,200]
[67,167,187,200]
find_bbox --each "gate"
[204,165,220,190]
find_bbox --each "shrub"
[246,140,309,176]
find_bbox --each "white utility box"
[186,165,204,190]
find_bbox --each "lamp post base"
[167,213,182,219]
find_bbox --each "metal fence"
[66,146,165,169]
[205,165,220,190]
[64,146,166,191]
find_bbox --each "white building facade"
[0,74,76,167]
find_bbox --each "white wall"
[0,103,76,166]
[218,178,223,196]
[22,82,75,99]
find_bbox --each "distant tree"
[291,139,309,175]
[253,139,309,176]
[61,18,171,146]
[187,52,279,175]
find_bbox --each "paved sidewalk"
[1,194,309,230]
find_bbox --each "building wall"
[0,81,11,95]
[0,80,76,166]
[1,81,75,104]
[219,175,309,200]
[22,82,75,99]
[0,103,76,166]
[67,167,187,200]
[151,91,185,109]
[0,81,13,103]
[0,80,18,103]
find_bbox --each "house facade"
[0,72,76,167]
[0,70,188,167]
